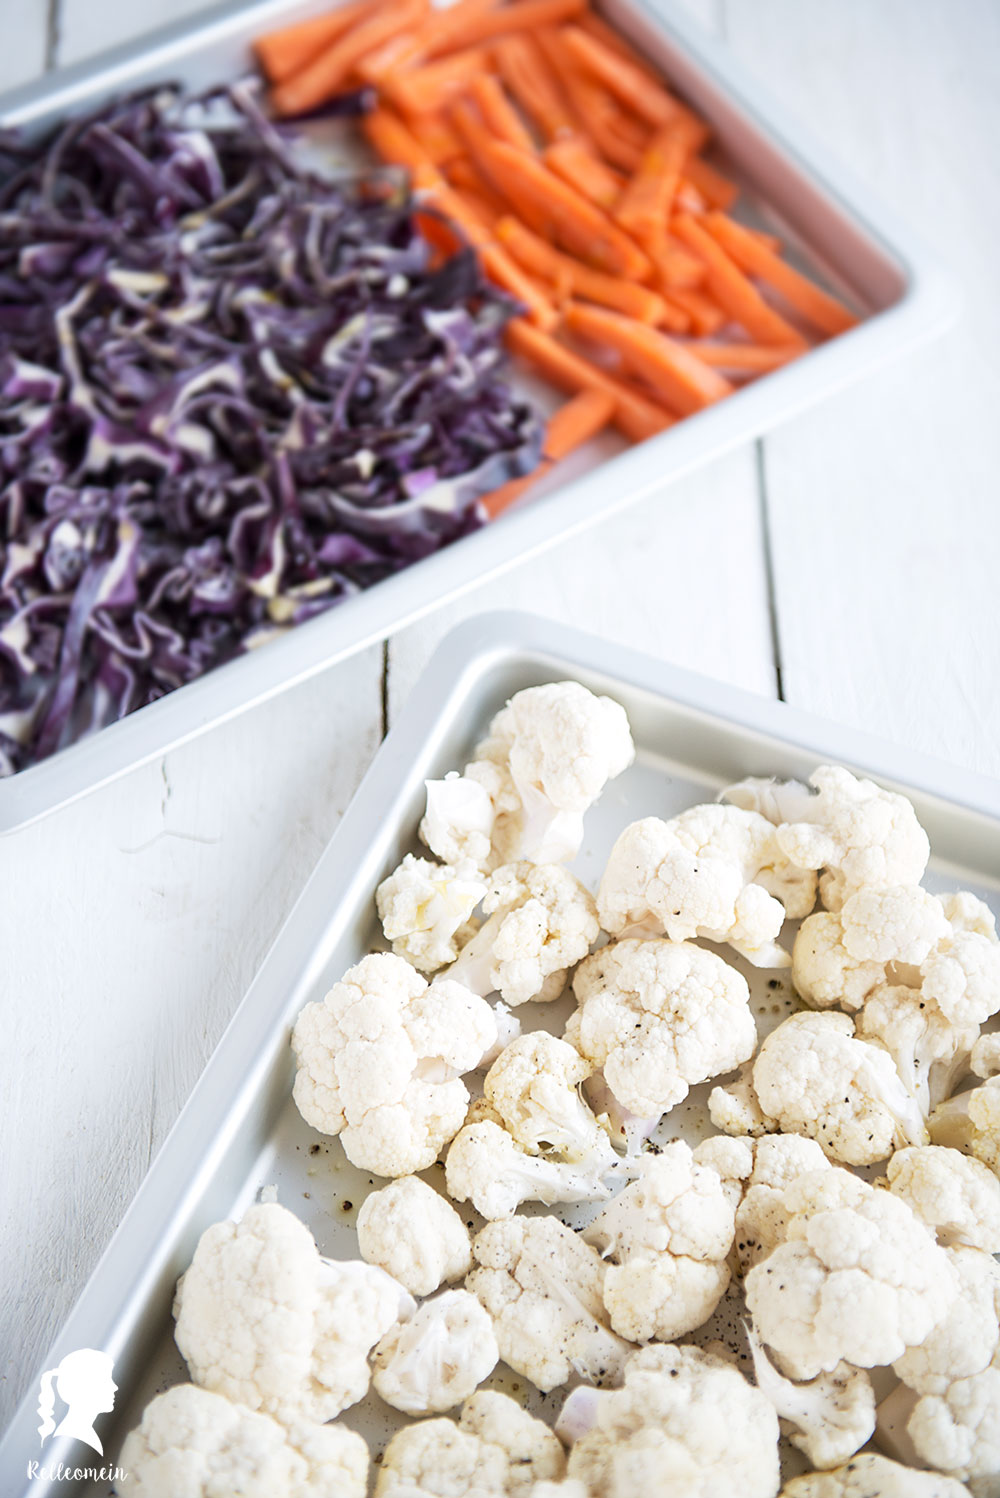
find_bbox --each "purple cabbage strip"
[0,81,541,774]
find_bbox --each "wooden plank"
[387,444,778,719]
[0,648,383,1431]
[723,0,1000,777]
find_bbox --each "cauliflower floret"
[973,1033,1000,1079]
[747,1010,929,1165]
[583,1070,663,1157]
[597,804,812,967]
[792,911,888,1010]
[376,855,487,973]
[467,1216,634,1392]
[569,938,757,1117]
[727,765,930,910]
[375,1390,565,1497]
[904,1366,1000,1494]
[483,1032,614,1166]
[929,1075,1000,1174]
[560,1343,781,1498]
[356,1177,471,1297]
[708,1058,779,1138]
[173,1203,414,1423]
[291,954,497,1177]
[856,985,977,1116]
[448,862,599,1005]
[886,1146,1000,1253]
[778,1453,970,1496]
[371,1289,499,1415]
[445,1118,614,1220]
[583,1141,736,1343]
[921,927,1000,1030]
[118,1383,369,1497]
[422,682,634,873]
[745,1169,957,1380]
[892,1245,1000,1397]
[733,1134,832,1271]
[691,1134,756,1209]
[747,1326,875,1470]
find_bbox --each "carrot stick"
[354,33,422,82]
[480,244,559,328]
[363,105,439,187]
[496,216,672,325]
[650,239,706,290]
[576,11,663,85]
[749,227,782,254]
[386,0,500,72]
[506,319,672,442]
[493,34,577,142]
[481,389,616,516]
[386,48,492,114]
[560,25,708,141]
[450,97,550,234]
[253,0,374,84]
[426,0,588,55]
[703,211,859,336]
[672,213,807,346]
[543,137,624,209]
[614,126,688,245]
[664,285,725,336]
[468,75,535,152]
[675,178,708,214]
[683,157,737,210]
[449,184,502,229]
[408,112,464,166]
[271,0,428,115]
[565,301,734,415]
[687,342,802,373]
[535,29,647,171]
[475,139,652,278]
[446,156,509,217]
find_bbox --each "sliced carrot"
[426,0,588,56]
[271,0,429,115]
[664,285,725,336]
[565,301,733,415]
[688,342,802,373]
[363,105,439,187]
[614,126,688,248]
[253,0,374,85]
[675,178,708,214]
[561,25,708,142]
[354,33,422,83]
[447,186,498,231]
[576,11,664,85]
[650,239,706,290]
[496,216,671,325]
[543,137,625,210]
[386,0,500,73]
[468,75,535,152]
[703,211,859,336]
[535,29,647,172]
[386,48,492,115]
[475,139,652,278]
[672,213,807,347]
[450,97,550,234]
[507,319,672,442]
[749,226,782,254]
[481,388,616,516]
[683,156,738,210]
[480,244,559,328]
[408,111,464,166]
[493,34,576,142]
[445,156,509,217]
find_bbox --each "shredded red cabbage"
[0,82,541,774]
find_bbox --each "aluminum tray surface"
[4,611,999,1497]
[0,0,957,834]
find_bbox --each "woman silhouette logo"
[37,1349,117,1456]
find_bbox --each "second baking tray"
[3,609,999,1496]
[0,0,957,833]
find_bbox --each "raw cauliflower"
[421,681,634,872]
[173,1203,414,1423]
[597,804,813,967]
[375,1389,566,1497]
[371,1289,499,1415]
[568,938,756,1117]
[467,1215,633,1392]
[725,764,930,910]
[856,985,977,1117]
[886,1145,1000,1253]
[892,1244,1000,1398]
[777,1454,970,1497]
[744,1169,957,1380]
[582,1141,735,1342]
[444,1117,613,1220]
[376,855,486,973]
[483,1032,614,1166]
[356,1176,471,1297]
[448,862,599,1005]
[291,953,496,1176]
[715,1010,928,1166]
[559,1343,781,1498]
[118,1383,369,1497]
[930,1075,1000,1175]
[747,1326,875,1470]
[733,1134,832,1272]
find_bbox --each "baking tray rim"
[0,0,960,835]
[4,606,1000,1493]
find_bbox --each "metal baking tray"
[0,0,957,834]
[4,610,999,1497]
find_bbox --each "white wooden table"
[2,0,998,1437]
